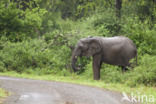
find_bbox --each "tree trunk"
[115,0,122,18]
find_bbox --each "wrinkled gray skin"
[71,36,137,80]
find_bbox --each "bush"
[121,17,156,55]
[93,9,121,36]
[0,1,46,41]
[0,38,72,74]
[127,55,156,86]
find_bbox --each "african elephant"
[71,36,137,80]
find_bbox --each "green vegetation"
[0,88,8,97]
[0,88,9,104]
[0,0,156,101]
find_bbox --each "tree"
[116,0,122,18]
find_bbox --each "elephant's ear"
[87,39,101,56]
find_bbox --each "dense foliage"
[0,0,156,87]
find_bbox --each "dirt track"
[0,76,134,104]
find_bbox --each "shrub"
[127,55,156,86]
[93,9,121,36]
[0,38,72,74]
[0,1,46,41]
[121,17,156,55]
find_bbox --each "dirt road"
[0,76,133,104]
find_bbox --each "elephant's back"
[100,36,137,66]
[101,36,130,42]
[101,36,136,48]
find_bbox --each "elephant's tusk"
[75,56,78,59]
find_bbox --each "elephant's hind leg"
[121,66,128,72]
[120,58,130,72]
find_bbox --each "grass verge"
[0,88,9,104]
[0,71,156,104]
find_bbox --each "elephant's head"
[71,37,101,72]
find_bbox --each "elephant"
[71,36,137,80]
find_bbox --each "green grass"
[0,88,9,104]
[0,88,8,98]
[0,71,156,104]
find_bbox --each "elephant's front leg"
[92,54,102,80]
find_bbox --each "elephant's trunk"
[71,47,81,72]
[71,55,78,72]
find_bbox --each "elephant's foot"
[93,74,100,80]
[94,77,100,80]
[121,66,128,72]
